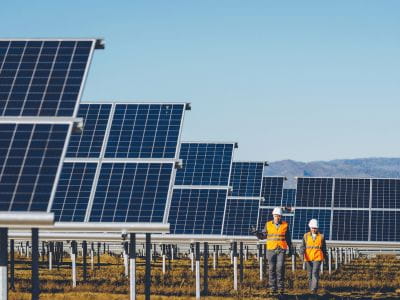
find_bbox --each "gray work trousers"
[306,261,322,291]
[266,249,285,290]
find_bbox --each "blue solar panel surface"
[331,210,369,241]
[0,123,69,211]
[261,177,284,206]
[334,178,370,208]
[105,104,184,158]
[229,162,264,197]
[292,209,331,240]
[370,211,400,242]
[89,162,173,222]
[372,179,400,209]
[0,40,95,117]
[66,104,111,158]
[168,188,227,234]
[52,162,97,221]
[296,178,333,207]
[174,143,234,186]
[223,198,259,236]
[282,189,296,207]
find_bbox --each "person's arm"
[322,234,329,264]
[299,234,306,260]
[285,227,293,256]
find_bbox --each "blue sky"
[1,1,399,162]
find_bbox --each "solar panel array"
[282,188,296,207]
[52,102,188,222]
[223,162,265,236]
[0,39,98,213]
[293,177,400,242]
[168,142,235,234]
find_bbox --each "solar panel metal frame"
[0,38,100,213]
[54,101,189,223]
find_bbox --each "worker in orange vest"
[300,219,328,293]
[264,207,293,294]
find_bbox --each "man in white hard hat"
[261,207,293,294]
[299,219,328,293]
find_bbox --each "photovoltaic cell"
[168,188,227,234]
[52,162,97,221]
[0,40,95,117]
[105,104,184,158]
[334,178,370,208]
[261,177,284,206]
[331,210,369,241]
[66,104,111,158]
[89,162,173,222]
[296,178,333,207]
[174,143,234,186]
[282,189,296,207]
[370,211,400,242]
[372,179,400,209]
[292,209,331,240]
[0,123,69,211]
[229,162,264,197]
[223,198,259,236]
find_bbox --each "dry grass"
[7,253,400,299]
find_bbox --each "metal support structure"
[161,244,166,274]
[10,239,15,291]
[97,242,101,269]
[31,228,40,300]
[82,241,87,282]
[195,242,200,300]
[0,228,8,300]
[203,242,209,296]
[190,243,194,272]
[239,242,244,284]
[90,243,94,271]
[335,248,338,270]
[124,242,129,277]
[49,242,54,270]
[129,233,136,300]
[258,244,263,281]
[233,242,238,291]
[328,248,332,274]
[71,241,77,288]
[145,233,151,300]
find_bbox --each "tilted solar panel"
[370,211,400,242]
[66,104,111,158]
[168,188,227,234]
[89,162,174,222]
[0,40,97,117]
[372,179,400,209]
[331,210,369,241]
[292,209,331,240]
[334,178,370,208]
[223,198,259,236]
[174,143,234,186]
[0,123,70,211]
[261,177,285,206]
[282,188,296,207]
[52,162,97,221]
[296,177,333,207]
[229,162,264,197]
[105,104,185,159]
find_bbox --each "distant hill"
[265,158,400,188]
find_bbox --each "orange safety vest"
[265,220,288,250]
[304,232,324,262]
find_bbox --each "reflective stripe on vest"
[265,221,288,250]
[304,232,324,262]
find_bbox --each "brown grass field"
[8,252,400,299]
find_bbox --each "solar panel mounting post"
[10,239,15,291]
[129,233,136,300]
[145,233,151,300]
[239,242,244,283]
[203,242,209,296]
[233,241,238,291]
[195,242,200,300]
[0,228,8,300]
[82,241,87,282]
[31,228,40,300]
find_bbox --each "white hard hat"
[308,219,319,229]
[272,207,283,216]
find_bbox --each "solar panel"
[296,177,333,207]
[229,162,264,197]
[334,178,370,208]
[105,104,185,158]
[0,39,97,117]
[66,104,111,158]
[223,198,259,236]
[168,188,227,234]
[261,177,285,206]
[372,179,400,209]
[292,209,331,240]
[89,162,173,222]
[52,162,97,221]
[331,210,369,241]
[370,211,400,242]
[174,143,234,186]
[282,189,296,207]
[0,123,70,211]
